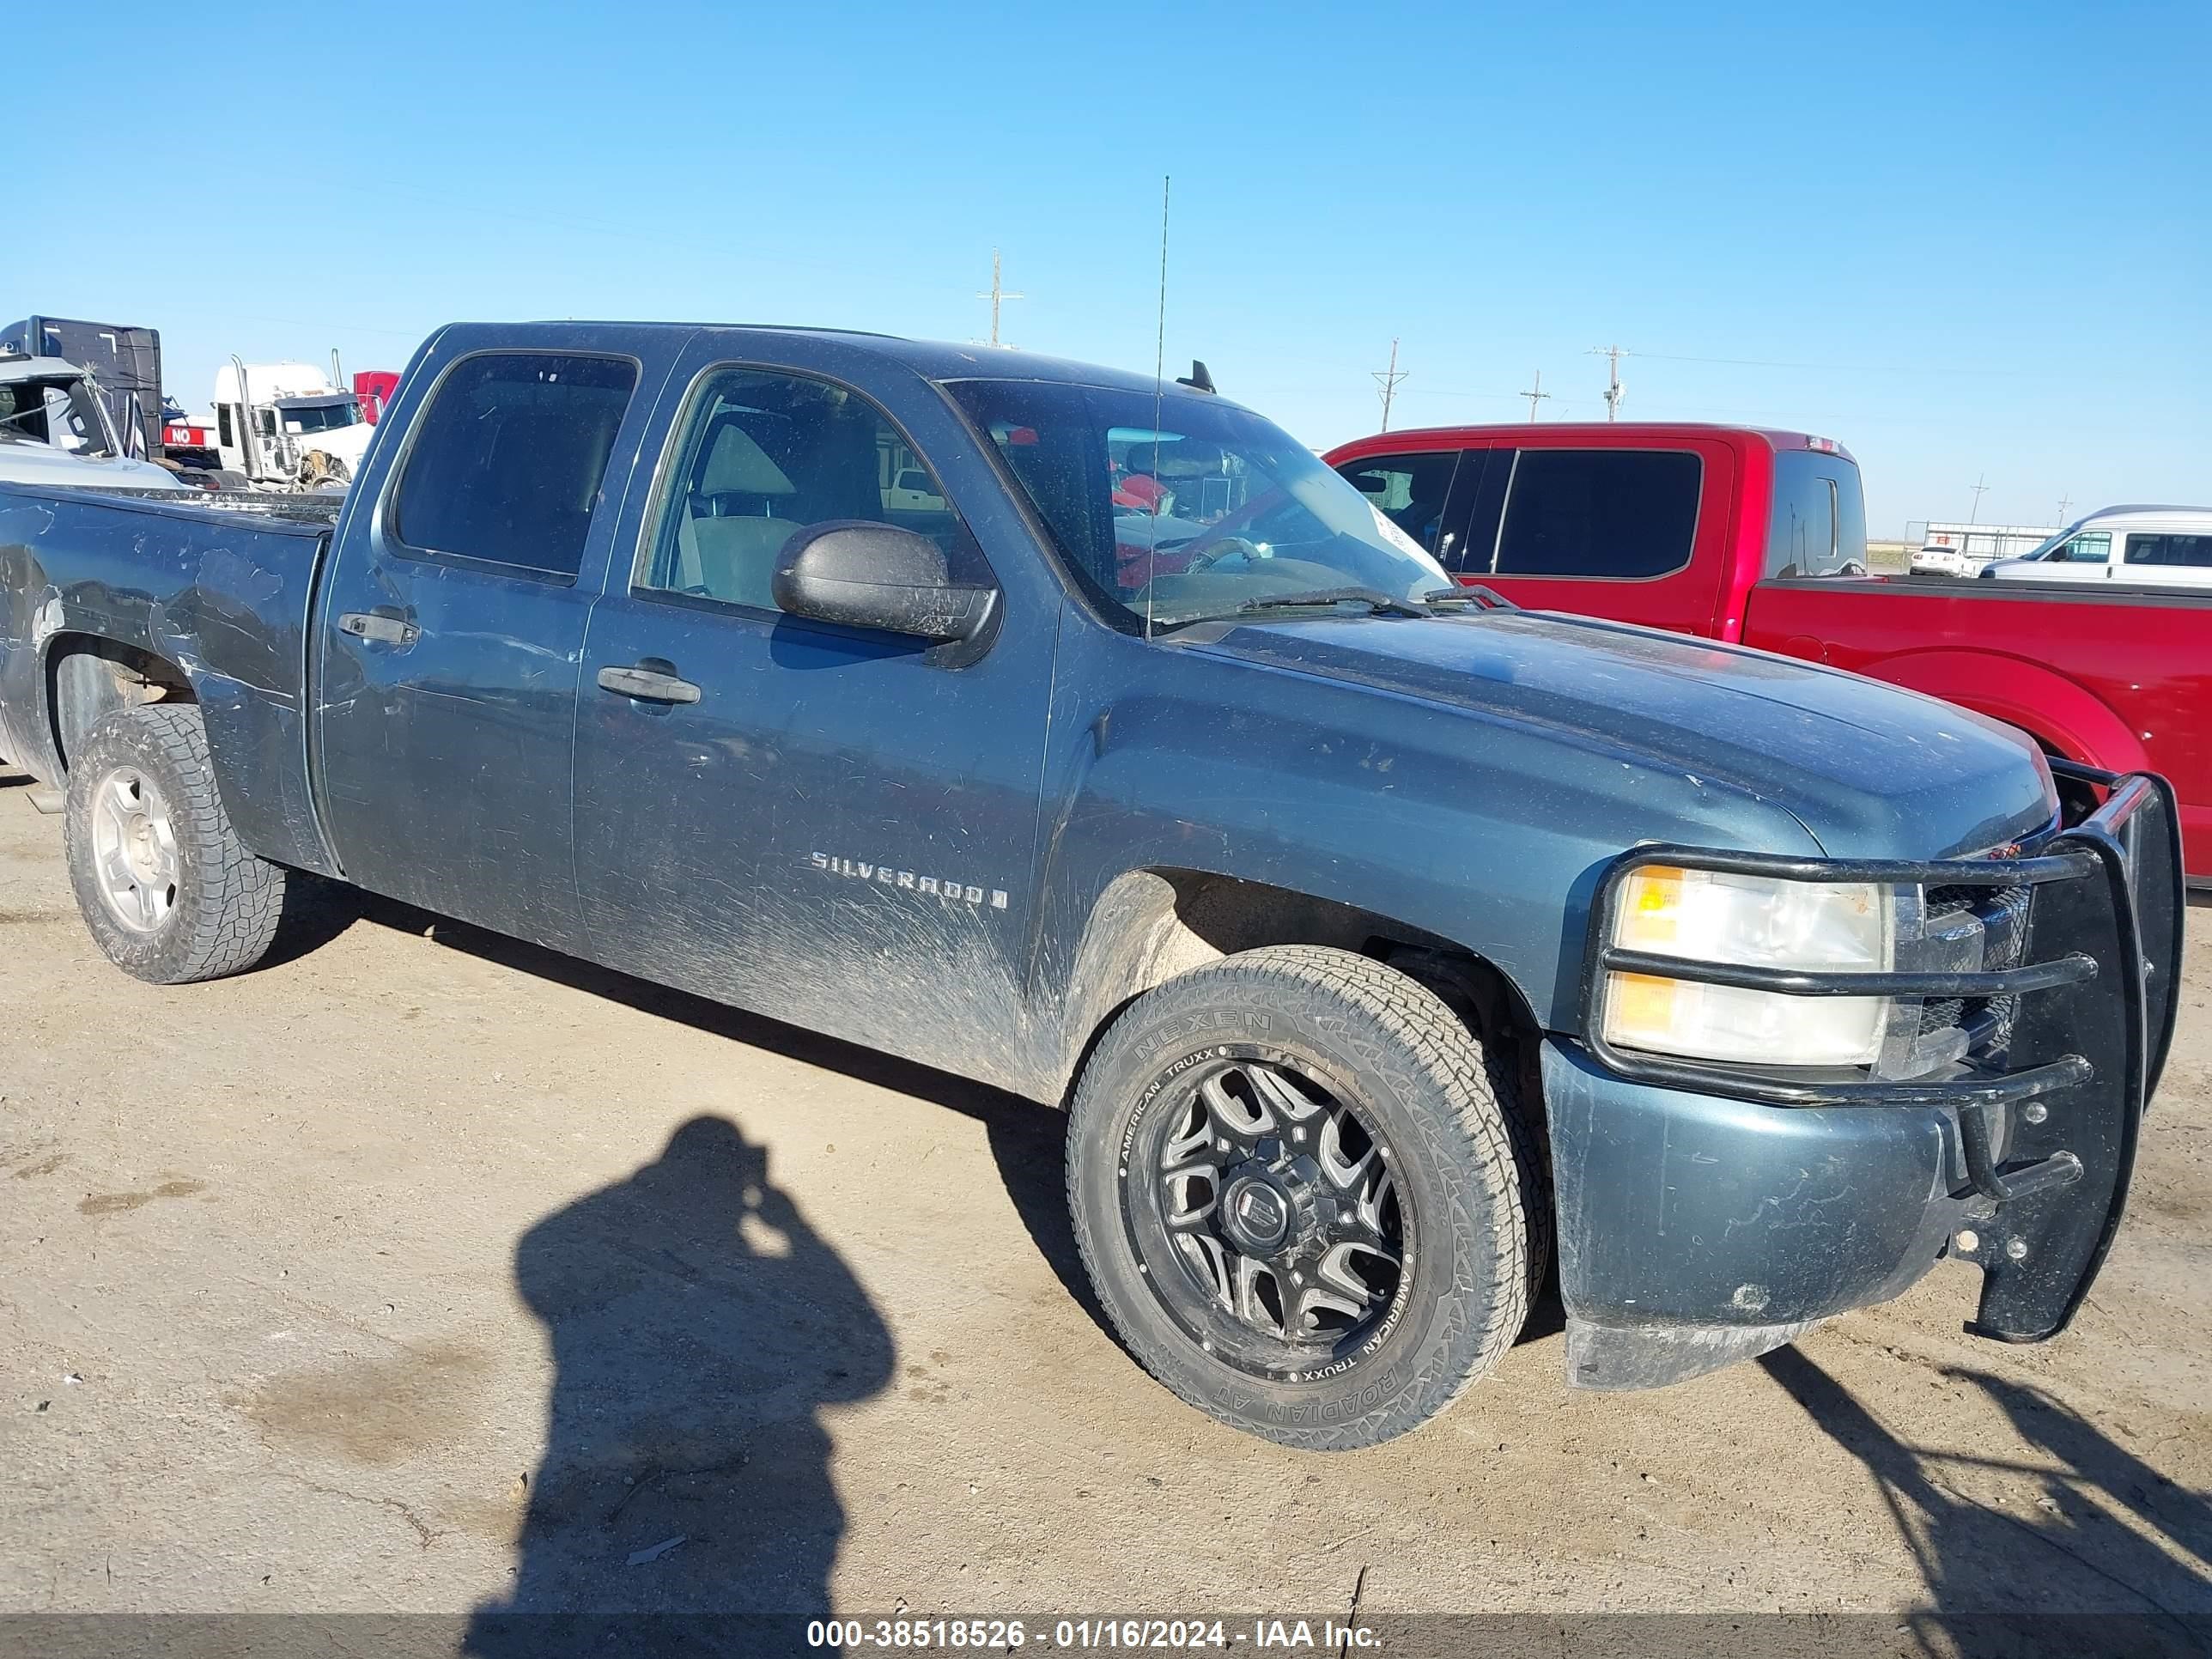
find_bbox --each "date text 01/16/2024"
[804,1618,1382,1649]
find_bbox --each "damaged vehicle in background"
[0,323,2185,1449]
[0,351,196,494]
[161,358,378,493]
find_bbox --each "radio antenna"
[1146,173,1170,642]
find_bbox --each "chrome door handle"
[337,610,419,646]
[597,664,702,704]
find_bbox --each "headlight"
[1601,866,1897,1067]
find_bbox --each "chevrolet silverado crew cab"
[1329,423,2212,884]
[0,325,2184,1449]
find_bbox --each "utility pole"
[1589,344,1630,421]
[2057,494,2074,524]
[975,248,1024,348]
[1370,338,1409,432]
[1521,369,1551,422]
[1967,473,1990,524]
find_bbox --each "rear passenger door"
[315,343,660,955]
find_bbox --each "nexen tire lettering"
[1129,1011,1273,1061]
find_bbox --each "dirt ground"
[2,765,2207,1644]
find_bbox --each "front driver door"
[570,344,1054,1091]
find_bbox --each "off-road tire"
[63,703,286,983]
[1066,945,1543,1449]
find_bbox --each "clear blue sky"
[24,1,2207,535]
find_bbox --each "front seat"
[680,420,803,610]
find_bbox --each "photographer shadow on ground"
[467,1115,893,1649]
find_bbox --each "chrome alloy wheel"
[88,766,181,933]
[1127,1058,1408,1377]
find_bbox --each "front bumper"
[1549,763,2185,1389]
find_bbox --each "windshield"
[945,379,1449,631]
[2018,525,2092,562]
[280,401,358,434]
[0,377,115,457]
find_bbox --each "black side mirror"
[772,520,995,643]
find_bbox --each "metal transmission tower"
[1371,338,1409,431]
[975,248,1024,348]
[1521,369,1551,422]
[1968,474,1990,524]
[1589,344,1630,421]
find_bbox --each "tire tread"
[1066,944,1544,1449]
[64,702,285,983]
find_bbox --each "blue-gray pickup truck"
[0,323,2185,1449]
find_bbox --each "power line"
[1589,344,1630,421]
[1370,339,1409,432]
[1629,349,2044,379]
[975,248,1024,348]
[1521,370,1551,422]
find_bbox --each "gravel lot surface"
[2,769,2205,1647]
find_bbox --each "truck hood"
[0,441,194,494]
[1182,610,2056,859]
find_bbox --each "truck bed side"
[1744,575,2212,876]
[0,483,338,874]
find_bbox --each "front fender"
[1020,622,1825,1097]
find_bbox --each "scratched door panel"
[313,337,680,955]
[569,347,1054,1090]
[571,596,1050,1090]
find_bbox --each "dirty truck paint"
[0,320,2069,1390]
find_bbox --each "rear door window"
[2124,532,2212,569]
[392,352,640,580]
[1486,448,1701,579]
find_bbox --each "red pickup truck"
[1326,422,2211,878]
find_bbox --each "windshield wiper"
[1237,587,1430,618]
[1414,583,1516,611]
[1232,584,1518,620]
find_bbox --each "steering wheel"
[1180,535,1265,572]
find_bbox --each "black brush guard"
[1581,763,2185,1344]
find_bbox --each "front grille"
[1925,883,2035,1065]
[1919,996,1966,1037]
[1875,878,2033,1079]
[1583,761,2183,1344]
